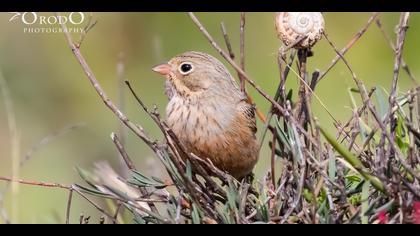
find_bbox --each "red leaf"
[378,211,388,224]
[413,201,420,224]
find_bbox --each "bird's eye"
[179,62,194,75]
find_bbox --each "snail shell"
[275,12,325,49]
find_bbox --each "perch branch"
[0,176,70,189]
[388,12,410,137]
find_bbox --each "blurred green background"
[0,12,419,223]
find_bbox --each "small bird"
[152,51,259,179]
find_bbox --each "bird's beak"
[152,63,172,76]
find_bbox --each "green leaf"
[128,170,167,189]
[286,89,293,101]
[289,122,303,165]
[348,87,358,109]
[227,179,239,217]
[275,120,292,153]
[186,160,192,181]
[256,185,270,222]
[161,152,183,185]
[303,188,313,202]
[361,181,370,224]
[133,212,146,224]
[345,174,362,183]
[75,166,97,189]
[191,203,201,224]
[375,87,389,121]
[73,184,113,198]
[395,113,409,154]
[328,147,336,181]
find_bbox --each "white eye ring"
[178,62,194,75]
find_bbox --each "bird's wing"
[241,101,257,135]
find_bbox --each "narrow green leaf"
[275,121,292,152]
[129,170,167,188]
[328,147,336,181]
[75,166,98,189]
[191,203,201,224]
[361,181,370,224]
[186,160,192,181]
[73,184,113,198]
[395,113,409,154]
[375,87,388,120]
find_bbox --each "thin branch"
[220,17,266,123]
[389,13,410,137]
[0,176,70,190]
[375,18,417,85]
[77,12,97,48]
[112,202,122,224]
[270,131,277,188]
[72,185,117,223]
[111,133,135,171]
[317,12,379,84]
[65,187,74,224]
[259,50,296,148]
[239,12,246,92]
[116,52,129,177]
[281,152,307,224]
[220,22,235,59]
[56,13,156,150]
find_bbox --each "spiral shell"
[275,12,325,49]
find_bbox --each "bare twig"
[259,50,296,148]
[56,13,156,149]
[219,16,266,123]
[0,176,70,189]
[388,13,410,137]
[72,186,117,223]
[111,133,135,171]
[375,18,417,85]
[239,12,246,92]
[296,49,310,127]
[281,153,307,224]
[65,187,74,224]
[270,131,277,188]
[77,12,97,48]
[317,12,379,84]
[116,53,129,176]
[220,22,235,60]
[112,202,122,224]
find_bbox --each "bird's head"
[152,51,236,97]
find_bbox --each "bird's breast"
[166,96,235,141]
[165,95,259,179]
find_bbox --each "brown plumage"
[153,51,259,179]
